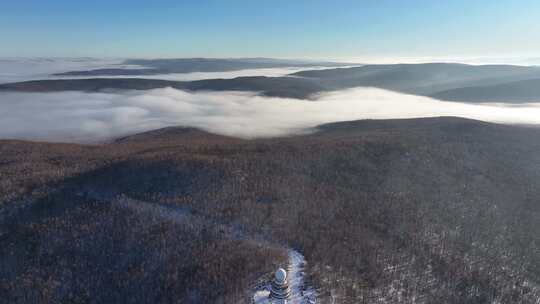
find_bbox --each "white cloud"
[0,57,360,84]
[1,87,540,143]
[52,66,358,82]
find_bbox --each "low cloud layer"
[49,66,357,82]
[0,58,134,84]
[1,87,540,143]
[0,58,357,84]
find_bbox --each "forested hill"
[1,117,540,303]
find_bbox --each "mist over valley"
[2,2,540,302]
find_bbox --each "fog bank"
[1,87,540,143]
[47,66,358,82]
[0,58,358,84]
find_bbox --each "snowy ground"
[80,192,317,303]
[253,249,316,304]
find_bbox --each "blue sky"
[1,0,539,60]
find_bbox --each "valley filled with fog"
[2,58,540,304]
[1,58,540,143]
[0,58,358,84]
[3,87,540,143]
[4,1,540,303]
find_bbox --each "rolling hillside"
[3,63,540,102]
[430,78,540,103]
[54,58,351,76]
[1,117,540,303]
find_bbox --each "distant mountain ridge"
[0,76,324,99]
[291,63,540,95]
[3,62,540,102]
[430,78,540,103]
[54,57,352,76]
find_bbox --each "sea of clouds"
[1,57,540,143]
[2,87,540,143]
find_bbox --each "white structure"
[253,250,316,303]
[269,268,291,302]
[253,267,291,304]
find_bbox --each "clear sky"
[1,0,539,60]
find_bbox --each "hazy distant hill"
[1,117,540,303]
[292,63,540,95]
[54,57,351,76]
[0,78,179,92]
[4,63,540,102]
[0,77,324,99]
[430,78,540,102]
